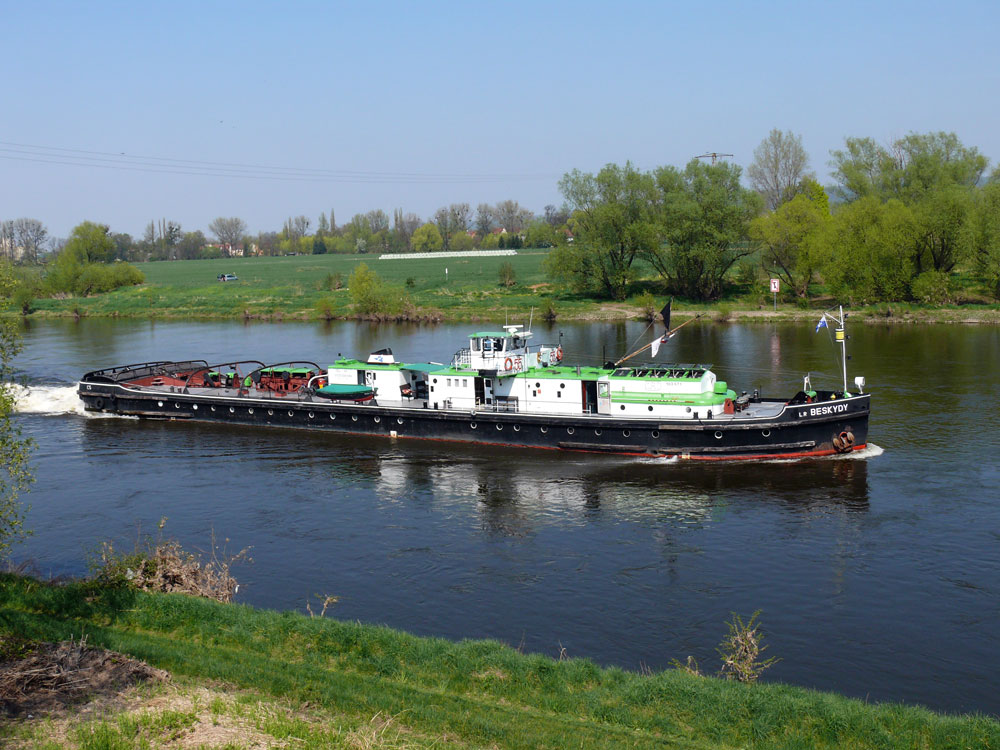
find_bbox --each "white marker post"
[770,278,780,311]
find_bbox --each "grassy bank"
[13,251,1000,324]
[2,574,997,749]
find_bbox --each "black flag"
[660,299,672,332]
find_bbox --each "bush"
[322,271,343,291]
[635,291,657,321]
[348,263,410,317]
[498,262,516,288]
[910,270,954,305]
[45,259,144,297]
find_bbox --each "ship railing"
[452,349,472,367]
[488,396,519,413]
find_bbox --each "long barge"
[78,314,870,460]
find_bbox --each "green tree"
[63,221,115,264]
[547,162,659,300]
[821,197,918,303]
[411,223,443,252]
[966,183,1000,298]
[910,186,974,272]
[648,160,762,301]
[749,193,828,297]
[830,131,988,203]
[0,263,34,559]
[312,235,328,255]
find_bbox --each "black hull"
[78,381,870,460]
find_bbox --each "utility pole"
[695,152,734,165]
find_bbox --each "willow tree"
[545,162,659,300]
[647,160,762,301]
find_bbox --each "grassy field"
[16,250,1000,324]
[2,574,998,749]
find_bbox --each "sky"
[2,0,998,240]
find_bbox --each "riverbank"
[2,574,997,749]
[12,295,1000,325]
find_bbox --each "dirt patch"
[0,637,168,718]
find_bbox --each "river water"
[9,317,1000,715]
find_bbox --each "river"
[9,317,1000,715]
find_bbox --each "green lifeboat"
[315,383,376,401]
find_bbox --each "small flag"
[815,314,828,333]
[651,334,667,358]
[660,299,672,332]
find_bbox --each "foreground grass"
[2,575,997,749]
[15,251,1000,323]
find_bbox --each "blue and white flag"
[815,314,828,333]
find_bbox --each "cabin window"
[485,379,492,388]
[483,339,493,352]
[472,339,481,352]
[447,378,451,387]
[557,392,561,398]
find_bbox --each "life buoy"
[504,358,513,371]
[556,346,563,362]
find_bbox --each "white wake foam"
[7,383,89,416]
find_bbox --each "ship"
[78,309,870,460]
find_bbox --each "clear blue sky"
[2,0,997,240]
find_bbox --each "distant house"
[0,238,26,261]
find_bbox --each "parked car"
[217,273,238,282]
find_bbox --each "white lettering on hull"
[798,403,850,418]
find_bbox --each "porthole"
[175,403,181,409]
[647,405,653,412]
[470,422,477,429]
[433,378,438,384]
[352,415,358,422]
[288,410,294,417]
[560,383,565,389]
[210,405,216,412]
[540,426,548,434]
[268,409,274,416]
[595,429,602,436]
[309,412,315,419]
[620,405,626,411]
[157,400,163,407]
[374,416,380,423]
[651,430,660,438]
[623,430,631,437]
[192,404,198,410]
[714,431,724,440]
[329,413,336,420]
[535,382,541,388]
[762,429,771,437]
[248,408,254,415]
[513,425,521,432]
[397,417,404,425]
[229,407,235,413]
[567,427,575,435]
[496,424,503,431]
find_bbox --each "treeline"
[3,222,145,312]
[548,130,1000,303]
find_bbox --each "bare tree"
[475,203,494,237]
[448,202,471,233]
[209,217,247,251]
[747,129,813,210]
[12,219,48,264]
[433,206,451,249]
[0,221,14,261]
[366,209,389,234]
[495,200,532,232]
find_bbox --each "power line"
[0,140,558,184]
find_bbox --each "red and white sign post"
[770,278,780,311]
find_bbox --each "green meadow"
[26,251,584,322]
[18,250,1000,324]
[3,574,997,749]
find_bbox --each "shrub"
[498,262,516,288]
[717,610,779,683]
[542,299,558,322]
[910,270,954,305]
[635,291,657,321]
